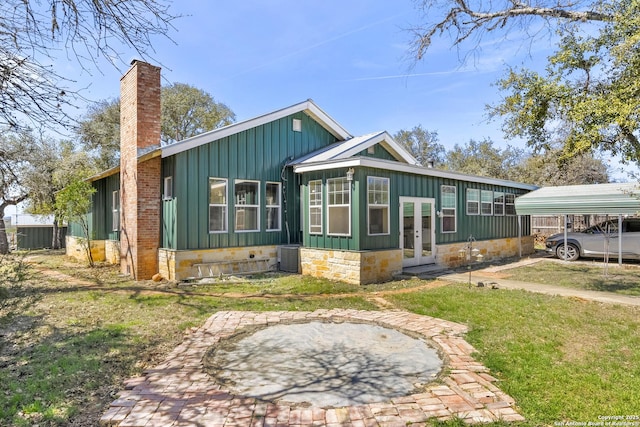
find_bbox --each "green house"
[66,61,536,284]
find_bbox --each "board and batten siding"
[162,112,340,251]
[68,173,120,241]
[301,166,531,252]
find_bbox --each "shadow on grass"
[0,307,169,426]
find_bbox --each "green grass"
[388,284,640,424]
[2,252,640,426]
[503,259,640,296]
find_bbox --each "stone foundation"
[159,246,279,281]
[300,248,403,285]
[105,240,121,265]
[65,236,106,263]
[436,236,535,268]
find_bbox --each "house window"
[481,190,493,215]
[367,176,389,235]
[505,193,516,215]
[466,189,480,215]
[209,178,227,233]
[441,185,456,233]
[494,192,505,216]
[235,180,259,232]
[163,176,173,200]
[327,177,350,235]
[309,180,323,234]
[266,182,281,231]
[112,190,120,231]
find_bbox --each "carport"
[515,182,640,264]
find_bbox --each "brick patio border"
[100,309,524,426]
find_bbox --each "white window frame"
[481,190,493,216]
[265,182,281,232]
[209,178,228,233]
[466,188,480,216]
[327,177,351,236]
[441,185,456,233]
[494,191,505,216]
[367,176,390,236]
[309,179,323,235]
[234,179,260,232]
[112,190,120,232]
[505,193,516,216]
[163,176,173,200]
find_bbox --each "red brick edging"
[101,310,524,426]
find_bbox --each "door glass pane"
[421,202,432,257]
[403,202,414,259]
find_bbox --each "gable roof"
[289,131,419,166]
[515,183,640,215]
[161,99,351,158]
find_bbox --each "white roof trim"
[293,157,538,190]
[161,99,352,158]
[290,131,419,165]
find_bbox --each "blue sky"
[66,0,550,150]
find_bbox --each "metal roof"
[161,99,352,158]
[293,156,539,190]
[289,131,419,166]
[515,183,640,215]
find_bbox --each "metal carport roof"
[515,183,640,215]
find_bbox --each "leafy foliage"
[443,138,526,180]
[393,125,446,167]
[54,180,97,266]
[392,126,609,185]
[161,83,236,145]
[77,85,236,169]
[408,0,640,164]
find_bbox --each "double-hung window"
[266,182,281,231]
[367,177,389,235]
[441,185,456,233]
[209,178,228,233]
[505,194,516,215]
[309,180,323,234]
[481,190,493,215]
[327,177,350,235]
[494,192,505,216]
[234,180,259,232]
[466,189,479,215]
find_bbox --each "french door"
[400,197,436,267]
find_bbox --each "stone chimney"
[119,60,162,280]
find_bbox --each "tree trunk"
[52,219,61,250]
[0,205,9,255]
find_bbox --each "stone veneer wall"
[65,236,106,263]
[300,248,403,285]
[159,246,279,281]
[436,235,535,268]
[104,240,121,265]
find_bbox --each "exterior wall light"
[346,168,355,181]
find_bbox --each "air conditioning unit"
[278,245,300,273]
